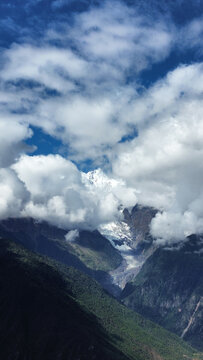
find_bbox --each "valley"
[1,0,203,359]
[0,204,202,355]
[0,238,201,360]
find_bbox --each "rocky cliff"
[121,234,203,350]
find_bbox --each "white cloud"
[2,44,88,92]
[71,1,173,70]
[0,117,32,167]
[0,1,175,163]
[0,43,134,162]
[150,211,198,245]
[179,16,203,53]
[1,1,203,243]
[65,229,79,242]
[11,155,136,230]
[112,63,203,242]
[13,154,80,200]
[0,168,29,219]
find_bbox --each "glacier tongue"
[82,170,155,290]
[99,221,144,288]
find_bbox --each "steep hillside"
[0,239,125,360]
[121,235,203,351]
[0,238,202,360]
[0,218,122,291]
[69,230,121,271]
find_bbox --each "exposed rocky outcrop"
[100,205,157,291]
[123,204,157,254]
[121,235,203,350]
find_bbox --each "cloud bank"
[112,63,203,243]
[0,0,203,243]
[8,154,136,230]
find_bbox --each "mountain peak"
[82,169,122,190]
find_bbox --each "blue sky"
[1,0,203,242]
[0,0,202,161]
[0,0,203,163]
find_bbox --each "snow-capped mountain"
[82,169,122,190]
[82,168,137,209]
[99,221,132,245]
[99,221,142,277]
[99,218,155,289]
[82,169,157,289]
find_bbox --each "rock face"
[121,235,203,351]
[100,205,157,290]
[124,205,157,237]
[123,205,157,254]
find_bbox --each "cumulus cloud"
[0,168,29,219]
[0,43,134,162]
[13,154,80,200]
[0,1,176,163]
[71,1,173,70]
[112,63,203,243]
[150,211,199,245]
[0,0,203,243]
[11,155,137,230]
[0,117,32,167]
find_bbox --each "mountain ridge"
[0,238,202,360]
[0,217,122,294]
[121,235,203,351]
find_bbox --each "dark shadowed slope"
[0,217,122,292]
[0,238,201,360]
[0,238,127,360]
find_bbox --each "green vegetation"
[67,230,122,271]
[121,242,203,351]
[0,239,125,360]
[0,218,122,277]
[1,239,202,360]
[61,268,202,360]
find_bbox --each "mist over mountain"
[1,0,203,358]
[0,0,203,245]
[0,202,202,356]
